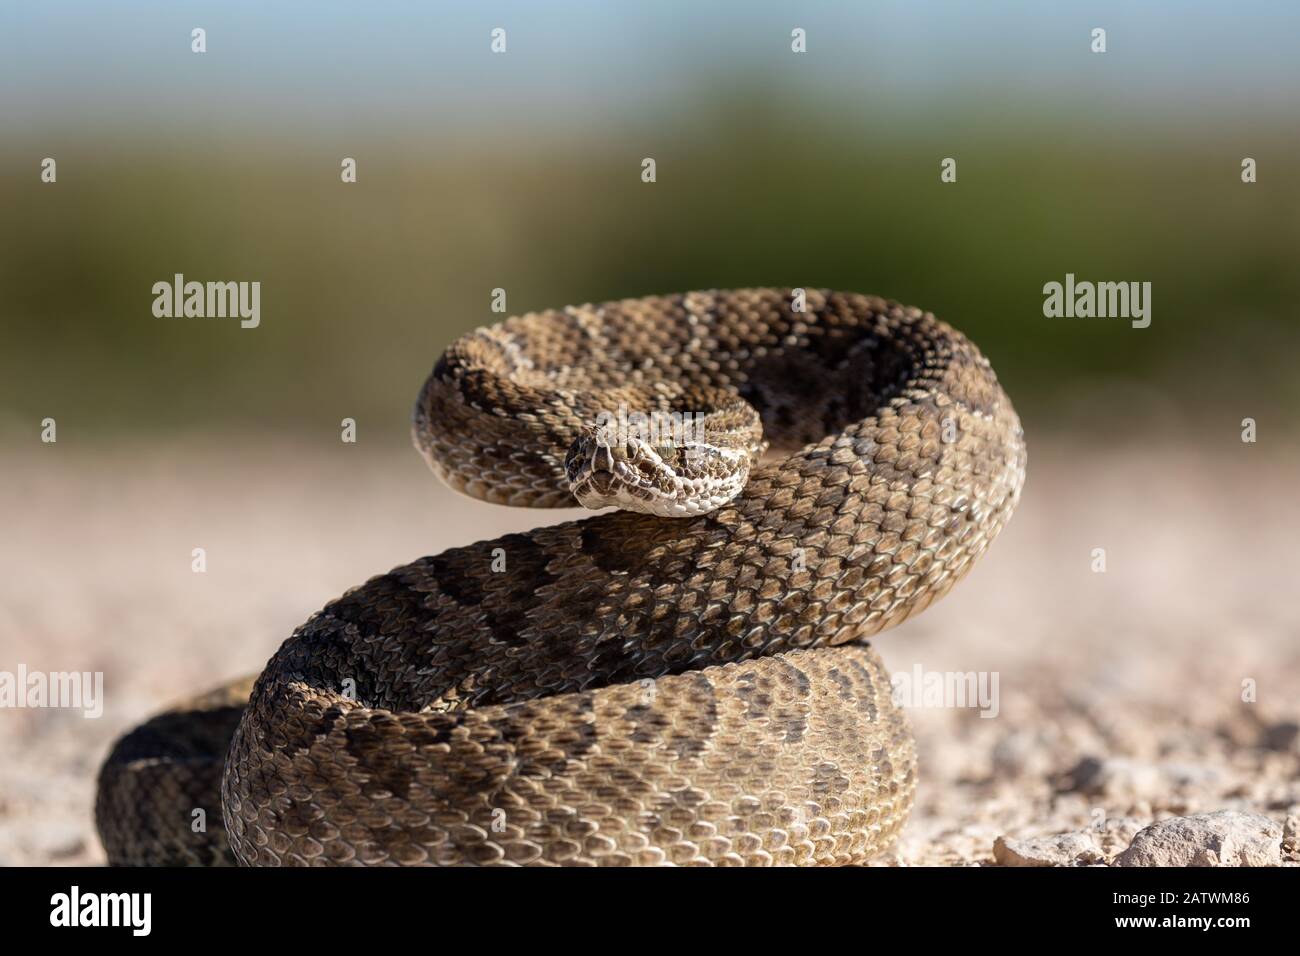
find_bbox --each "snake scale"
[96,288,1026,866]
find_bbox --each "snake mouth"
[565,435,677,510]
[566,438,753,519]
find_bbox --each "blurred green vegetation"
[4,95,1298,446]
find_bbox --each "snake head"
[564,423,751,518]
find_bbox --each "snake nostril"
[563,447,583,481]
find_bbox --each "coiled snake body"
[96,289,1025,866]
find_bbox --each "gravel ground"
[2,436,1296,866]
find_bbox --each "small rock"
[1161,763,1222,789]
[1060,756,1219,800]
[1283,813,1299,855]
[23,821,86,862]
[1061,757,1161,799]
[1097,816,1145,859]
[991,730,1048,779]
[1114,811,1282,867]
[47,833,86,860]
[993,830,1103,867]
[1260,720,1300,752]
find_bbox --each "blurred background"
[2,2,1297,866]
[4,0,1299,437]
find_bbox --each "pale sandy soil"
[1,436,1297,866]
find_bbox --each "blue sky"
[4,1,1298,136]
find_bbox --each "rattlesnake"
[96,288,1025,866]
